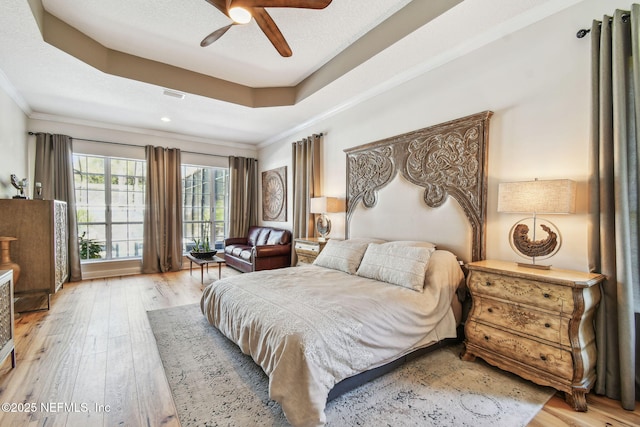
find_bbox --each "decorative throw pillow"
[312,239,370,274]
[356,243,435,291]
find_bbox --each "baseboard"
[79,255,210,280]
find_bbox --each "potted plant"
[190,224,217,259]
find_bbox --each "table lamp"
[497,178,576,269]
[310,197,342,241]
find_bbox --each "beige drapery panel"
[33,133,82,282]
[588,6,639,410]
[228,156,258,238]
[291,134,322,264]
[142,146,183,273]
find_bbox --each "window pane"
[74,154,145,262]
[78,228,105,260]
[85,206,106,223]
[182,165,228,253]
[213,222,225,249]
[87,157,105,174]
[112,223,143,258]
[111,158,128,175]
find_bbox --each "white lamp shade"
[497,179,576,214]
[310,197,343,213]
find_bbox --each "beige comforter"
[200,250,463,427]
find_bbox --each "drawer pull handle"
[487,308,493,313]
[543,293,551,298]
[544,323,551,328]
[540,355,547,361]
[485,281,492,286]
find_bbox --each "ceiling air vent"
[163,89,185,99]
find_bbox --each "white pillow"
[312,239,370,274]
[356,243,435,291]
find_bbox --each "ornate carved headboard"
[345,111,492,262]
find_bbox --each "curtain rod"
[577,12,630,38]
[28,132,230,159]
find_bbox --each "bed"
[201,111,492,426]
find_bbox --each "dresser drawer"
[472,297,570,347]
[466,320,573,380]
[295,242,320,253]
[468,270,574,314]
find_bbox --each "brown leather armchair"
[223,226,292,273]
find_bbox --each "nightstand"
[461,260,604,411]
[294,237,327,265]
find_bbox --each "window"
[182,165,228,252]
[74,154,146,261]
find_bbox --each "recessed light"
[161,117,171,122]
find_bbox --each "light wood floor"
[0,267,637,426]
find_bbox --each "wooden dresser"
[461,259,604,411]
[0,200,68,311]
[294,237,327,265]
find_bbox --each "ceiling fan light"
[229,7,252,24]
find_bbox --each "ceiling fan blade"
[203,0,229,15]
[231,0,332,9]
[252,7,292,57]
[200,24,234,47]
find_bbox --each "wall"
[259,0,630,272]
[0,84,28,199]
[28,116,258,164]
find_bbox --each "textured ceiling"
[42,0,413,87]
[0,0,583,146]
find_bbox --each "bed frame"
[328,111,492,401]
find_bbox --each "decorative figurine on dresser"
[461,260,604,411]
[0,199,68,312]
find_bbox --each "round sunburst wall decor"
[262,166,287,222]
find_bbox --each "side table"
[294,237,328,265]
[186,254,225,284]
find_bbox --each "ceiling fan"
[201,0,333,57]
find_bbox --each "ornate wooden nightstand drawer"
[466,320,573,379]
[295,242,320,253]
[472,297,569,346]
[468,270,574,314]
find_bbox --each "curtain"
[33,133,82,282]
[588,6,639,410]
[228,156,258,238]
[142,146,183,273]
[291,134,322,263]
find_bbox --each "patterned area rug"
[148,303,555,427]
